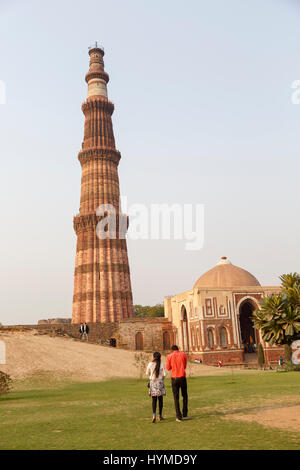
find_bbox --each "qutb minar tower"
[72,44,134,323]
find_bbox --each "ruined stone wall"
[117,318,174,351]
[33,318,174,351]
[38,318,71,325]
[35,322,119,345]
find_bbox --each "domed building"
[164,256,281,365]
[37,255,282,366]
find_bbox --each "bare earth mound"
[0,330,239,382]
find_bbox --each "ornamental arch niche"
[163,331,170,351]
[135,332,143,351]
[181,305,190,352]
[238,298,258,353]
[219,327,228,348]
[208,329,214,349]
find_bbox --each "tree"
[253,273,300,346]
[257,343,265,368]
[133,304,164,318]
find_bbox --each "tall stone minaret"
[72,44,134,323]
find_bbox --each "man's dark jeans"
[171,376,188,419]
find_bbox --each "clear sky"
[0,0,299,325]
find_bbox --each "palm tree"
[253,273,300,346]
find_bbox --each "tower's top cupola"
[85,42,109,98]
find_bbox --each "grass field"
[0,371,300,450]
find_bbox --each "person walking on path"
[146,352,166,423]
[79,322,89,341]
[166,345,189,422]
[83,322,89,341]
[79,323,84,340]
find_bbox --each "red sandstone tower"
[72,44,134,323]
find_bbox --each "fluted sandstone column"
[72,44,134,323]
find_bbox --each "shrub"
[0,371,12,395]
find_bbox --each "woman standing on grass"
[146,351,166,423]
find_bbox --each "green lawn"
[0,371,300,450]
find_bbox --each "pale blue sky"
[0,0,299,324]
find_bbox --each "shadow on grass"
[192,401,300,421]
[0,391,66,402]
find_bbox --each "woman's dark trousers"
[152,396,163,416]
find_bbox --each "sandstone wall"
[33,318,174,351]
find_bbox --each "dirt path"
[0,330,251,382]
[226,405,300,432]
[0,330,141,381]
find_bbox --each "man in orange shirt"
[166,345,189,422]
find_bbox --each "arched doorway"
[239,300,257,353]
[163,331,170,350]
[220,327,228,348]
[181,305,189,352]
[208,329,214,349]
[135,332,143,350]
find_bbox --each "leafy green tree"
[133,304,164,318]
[253,273,300,346]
